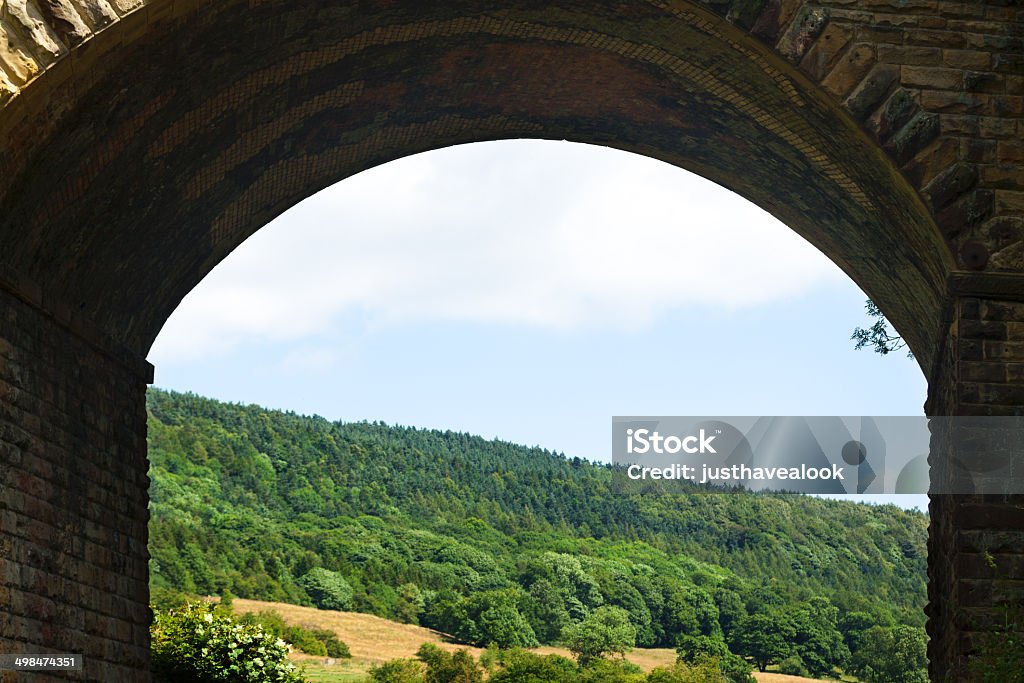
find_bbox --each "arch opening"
[144,140,933,679]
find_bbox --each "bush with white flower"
[151,601,305,682]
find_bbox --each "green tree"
[849,625,928,683]
[730,611,794,672]
[675,636,753,683]
[396,583,425,624]
[477,603,539,648]
[563,606,638,666]
[838,610,879,655]
[298,567,353,611]
[416,644,483,683]
[711,588,745,641]
[790,597,849,676]
[488,649,578,683]
[422,592,471,642]
[647,659,729,683]
[524,579,572,643]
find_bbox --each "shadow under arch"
[0,0,951,370]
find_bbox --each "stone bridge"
[0,0,1021,679]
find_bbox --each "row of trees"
[150,594,927,683]
[371,643,750,683]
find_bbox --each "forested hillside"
[147,388,927,671]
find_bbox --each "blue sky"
[148,140,930,512]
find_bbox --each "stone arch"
[0,1,1020,680]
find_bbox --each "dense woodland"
[147,388,929,678]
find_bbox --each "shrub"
[151,601,303,683]
[237,610,351,659]
[239,610,288,637]
[150,586,193,613]
[715,655,755,683]
[310,628,351,658]
[416,643,483,683]
[777,655,809,677]
[576,657,645,683]
[488,649,578,683]
[370,658,424,683]
[647,659,728,683]
[284,626,327,656]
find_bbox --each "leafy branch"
[851,300,912,359]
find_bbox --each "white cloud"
[150,140,846,363]
[280,346,340,374]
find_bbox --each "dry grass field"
[230,598,824,683]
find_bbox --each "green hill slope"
[146,387,927,655]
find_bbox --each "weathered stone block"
[777,5,830,62]
[937,189,994,238]
[751,0,804,42]
[0,68,11,104]
[843,62,898,120]
[963,70,1004,94]
[798,21,851,80]
[961,361,1008,383]
[0,17,39,84]
[943,49,991,70]
[3,0,67,62]
[925,161,978,210]
[878,44,941,66]
[35,0,90,47]
[68,0,117,29]
[873,86,919,141]
[993,52,1023,73]
[982,340,1024,361]
[982,165,1024,191]
[888,110,941,164]
[902,64,964,90]
[822,42,875,98]
[903,136,958,189]
[995,191,1024,215]
[109,0,142,14]
[920,90,985,114]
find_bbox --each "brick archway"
[0,1,1020,679]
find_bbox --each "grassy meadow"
[230,599,830,683]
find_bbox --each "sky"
[148,139,930,512]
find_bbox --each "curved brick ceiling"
[2,0,997,370]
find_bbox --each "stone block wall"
[0,280,152,682]
[926,290,1024,680]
